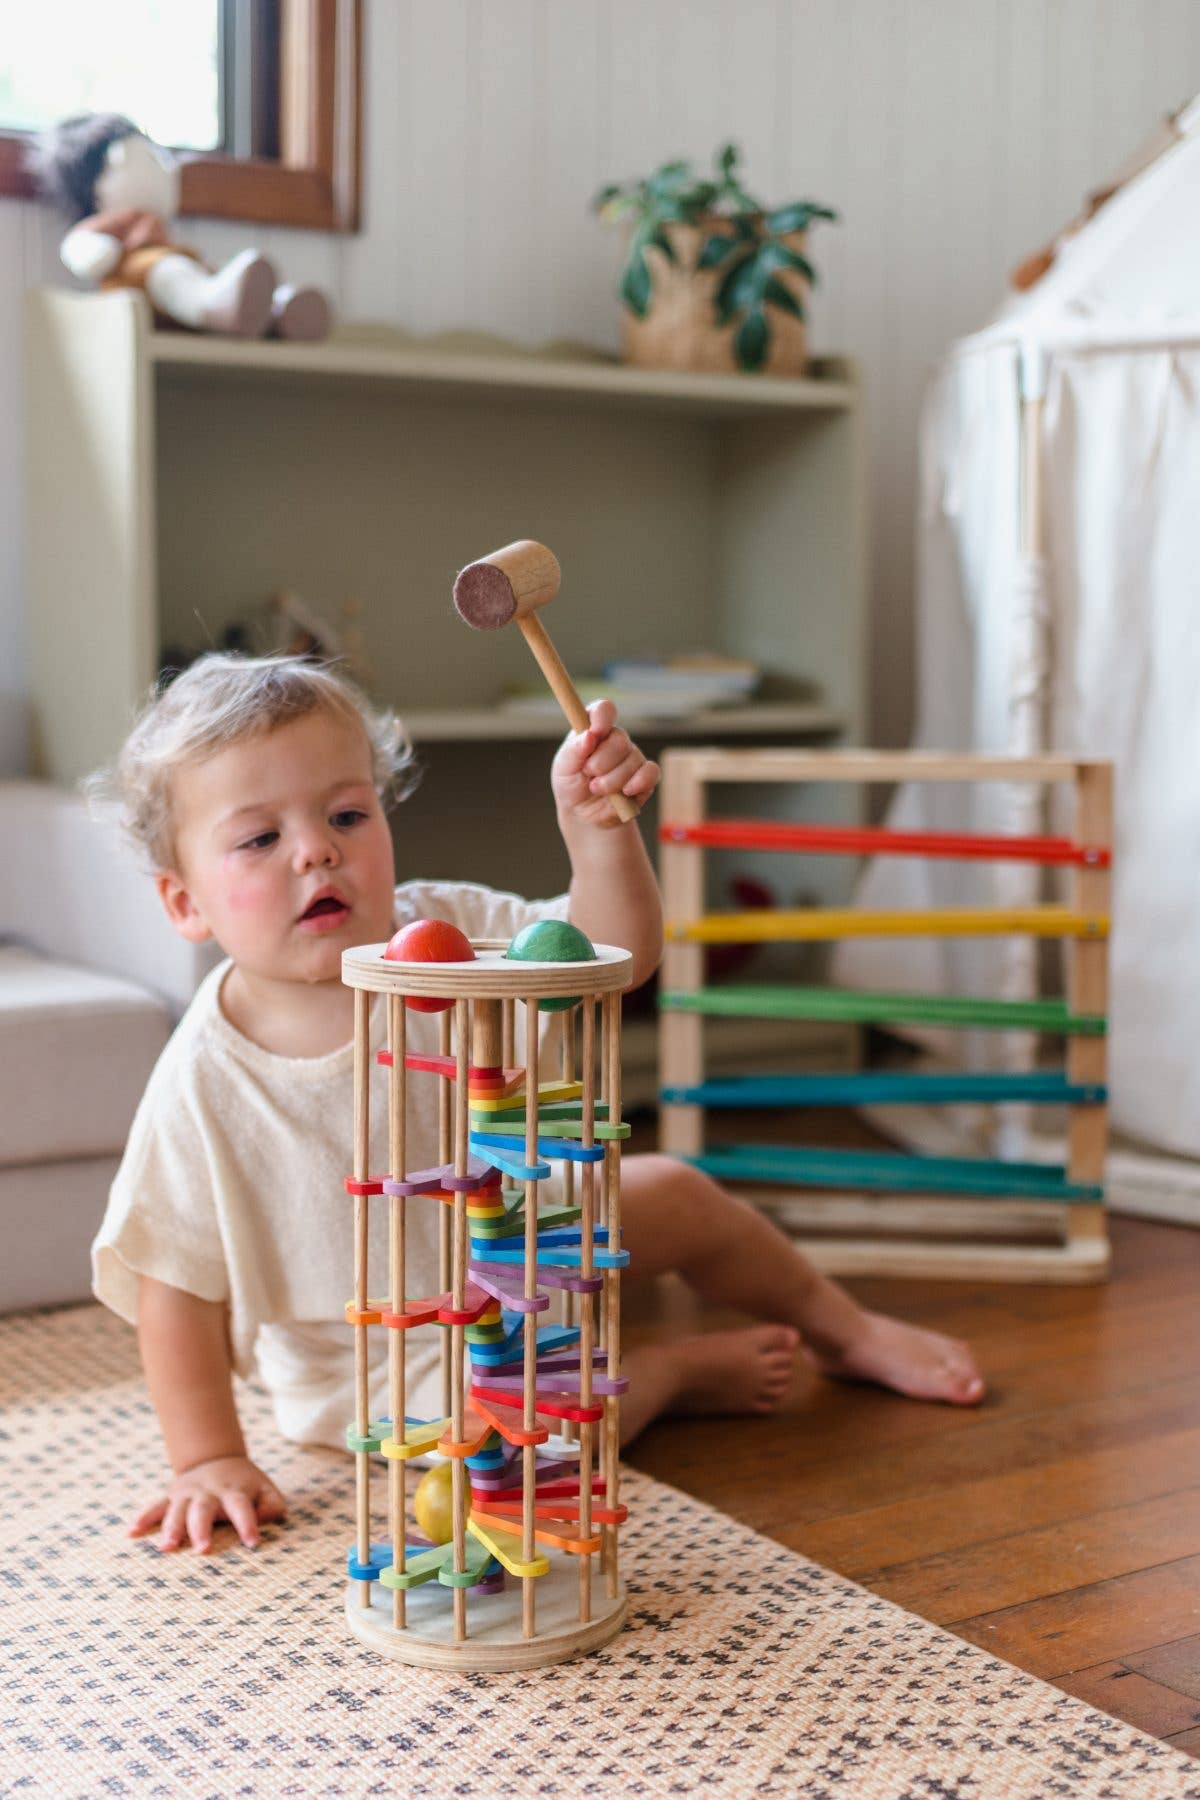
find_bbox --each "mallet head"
[453,539,562,631]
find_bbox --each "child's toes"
[942,1348,986,1405]
[759,1325,800,1355]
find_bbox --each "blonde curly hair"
[93,653,418,868]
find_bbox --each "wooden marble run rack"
[658,749,1112,1285]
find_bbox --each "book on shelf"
[498,653,762,721]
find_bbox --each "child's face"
[158,708,397,985]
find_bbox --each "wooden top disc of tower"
[341,940,633,1001]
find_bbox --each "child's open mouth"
[298,892,351,932]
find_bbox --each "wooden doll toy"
[340,917,633,1670]
[452,540,639,823]
[32,113,331,340]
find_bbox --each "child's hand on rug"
[129,1455,288,1554]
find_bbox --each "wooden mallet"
[453,539,639,823]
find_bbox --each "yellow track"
[667,905,1109,944]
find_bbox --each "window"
[0,0,358,231]
[1,1,224,150]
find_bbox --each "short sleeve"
[92,1056,230,1330]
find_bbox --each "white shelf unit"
[401,701,845,743]
[27,290,866,897]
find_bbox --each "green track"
[660,985,1106,1034]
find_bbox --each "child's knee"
[626,1150,684,1190]
[625,1151,715,1213]
[632,1150,750,1211]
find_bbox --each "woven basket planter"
[621,218,810,377]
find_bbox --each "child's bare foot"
[676,1324,800,1416]
[809,1309,984,1406]
[672,1325,799,1416]
[620,1326,798,1444]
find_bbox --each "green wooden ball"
[504,919,597,1011]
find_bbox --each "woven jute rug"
[3,1307,1198,1800]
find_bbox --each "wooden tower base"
[344,1567,627,1672]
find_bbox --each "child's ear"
[155,870,213,944]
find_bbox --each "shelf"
[27,289,867,879]
[149,326,856,420]
[403,703,845,744]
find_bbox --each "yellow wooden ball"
[413,1462,463,1544]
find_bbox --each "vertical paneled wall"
[3,0,1199,769]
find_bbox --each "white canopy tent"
[835,98,1200,1197]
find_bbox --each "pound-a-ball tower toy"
[340,918,633,1669]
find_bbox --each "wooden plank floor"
[625,1207,1200,1757]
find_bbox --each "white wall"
[4,0,1199,768]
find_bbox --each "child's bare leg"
[621,1154,984,1413]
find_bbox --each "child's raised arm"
[131,1276,287,1554]
[551,699,663,989]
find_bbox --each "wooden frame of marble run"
[340,934,633,1670]
[658,749,1112,1284]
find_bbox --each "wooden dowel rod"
[517,612,638,824]
[352,987,372,1610]
[452,999,469,1644]
[387,995,407,1630]
[597,1008,608,1355]
[1066,764,1111,1264]
[438,1009,452,1421]
[561,1008,577,1444]
[578,997,596,1623]
[522,995,539,1641]
[602,991,622,1598]
[472,997,503,1068]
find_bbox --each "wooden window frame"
[0,0,360,232]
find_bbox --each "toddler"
[93,654,983,1556]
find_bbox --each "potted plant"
[593,143,837,376]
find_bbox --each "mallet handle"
[517,613,639,824]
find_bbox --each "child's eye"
[237,830,278,851]
[331,809,368,829]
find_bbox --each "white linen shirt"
[92,879,570,1448]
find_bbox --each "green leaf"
[650,226,677,263]
[764,276,805,320]
[718,142,740,179]
[735,308,770,371]
[620,250,653,318]
[767,201,838,234]
[648,161,695,201]
[596,194,641,226]
[722,182,762,217]
[760,242,817,284]
[714,250,759,325]
[698,233,737,270]
[592,183,623,211]
[765,203,811,235]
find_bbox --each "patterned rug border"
[2,1304,1198,1800]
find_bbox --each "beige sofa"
[0,781,216,1310]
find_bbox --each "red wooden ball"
[383,917,475,1013]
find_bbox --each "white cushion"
[0,945,172,1166]
[0,779,219,1014]
[0,1155,119,1311]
